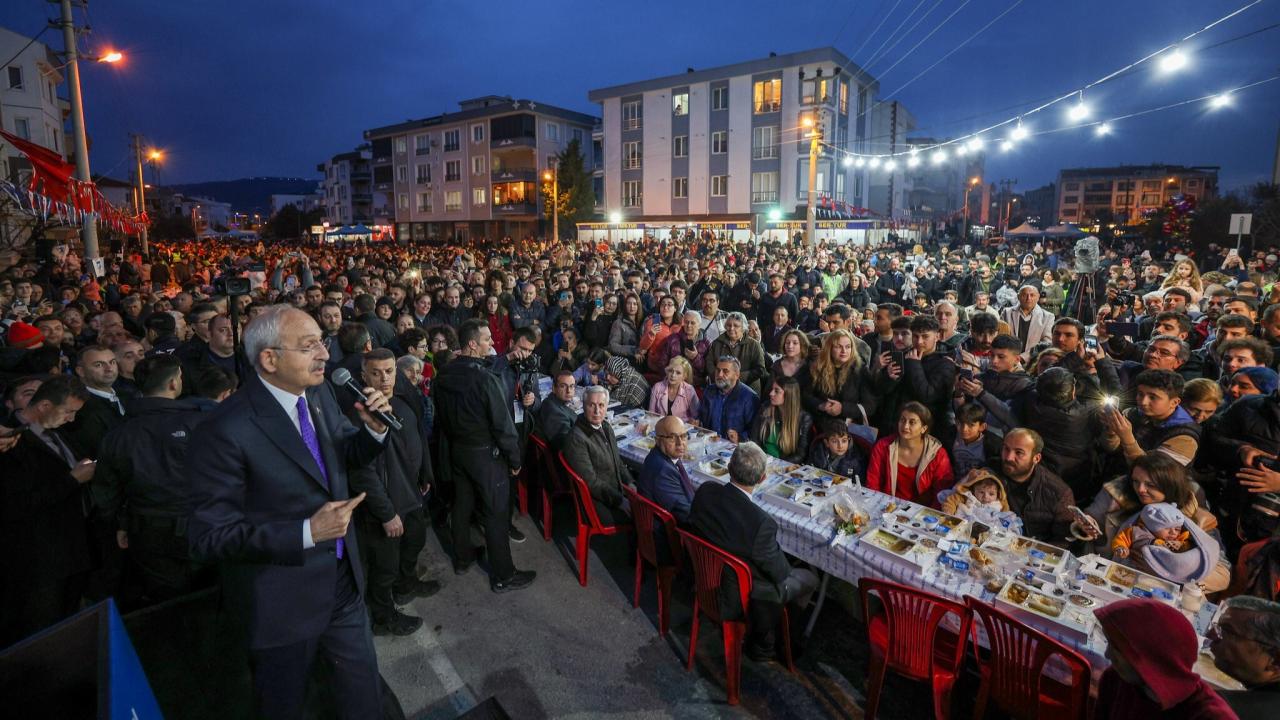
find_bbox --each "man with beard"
[990,428,1075,545]
[317,300,346,368]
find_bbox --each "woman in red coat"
[866,402,954,507]
[483,294,513,354]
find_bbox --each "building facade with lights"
[363,96,598,244]
[317,145,376,227]
[1055,164,1218,226]
[585,47,897,243]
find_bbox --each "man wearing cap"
[144,311,181,357]
[6,321,44,350]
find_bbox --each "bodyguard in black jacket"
[96,356,219,603]
[346,349,438,635]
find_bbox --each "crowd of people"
[2,228,1279,718]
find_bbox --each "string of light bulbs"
[835,0,1266,159]
[833,73,1279,173]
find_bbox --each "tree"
[150,213,195,241]
[541,139,595,239]
[262,205,323,241]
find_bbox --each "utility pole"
[55,0,99,258]
[804,108,822,248]
[544,161,559,242]
[131,134,148,254]
[887,101,898,219]
[997,178,1017,233]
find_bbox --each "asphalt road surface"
[126,501,982,718]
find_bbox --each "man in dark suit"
[637,415,695,523]
[689,441,818,662]
[536,369,577,450]
[0,376,95,647]
[62,344,127,458]
[187,305,395,720]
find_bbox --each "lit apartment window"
[1141,193,1160,205]
[802,78,830,105]
[546,122,559,141]
[711,175,728,197]
[752,126,778,159]
[444,129,460,152]
[751,172,778,204]
[672,92,688,116]
[712,86,728,111]
[445,160,461,182]
[471,124,484,143]
[622,180,642,207]
[416,164,430,184]
[472,156,486,175]
[473,188,486,205]
[622,101,642,130]
[397,193,409,210]
[624,141,641,170]
[396,165,407,183]
[7,66,22,90]
[673,177,688,198]
[445,191,462,211]
[673,135,688,158]
[417,192,432,212]
[753,79,781,113]
[839,81,849,114]
[395,137,407,154]
[836,173,845,200]
[415,134,431,155]
[711,131,727,155]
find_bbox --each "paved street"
[126,499,969,719]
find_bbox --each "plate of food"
[866,529,915,555]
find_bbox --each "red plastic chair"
[529,435,570,541]
[677,528,795,705]
[964,596,1091,720]
[557,451,632,587]
[622,485,680,635]
[859,578,971,720]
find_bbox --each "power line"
[844,0,1269,157]
[861,0,936,71]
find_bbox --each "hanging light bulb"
[1068,92,1091,122]
[999,140,1014,152]
[1159,48,1188,74]
[1095,122,1112,136]
[907,155,920,168]
[931,149,947,164]
[842,156,854,167]
[869,157,882,169]
[967,137,984,153]
[883,159,897,172]
[1010,121,1029,142]
[1209,93,1231,109]
[955,143,969,157]
[855,157,866,168]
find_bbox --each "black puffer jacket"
[1210,390,1280,466]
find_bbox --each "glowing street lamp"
[1159,49,1188,74]
[98,51,123,64]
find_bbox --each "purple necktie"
[676,460,696,500]
[297,396,342,559]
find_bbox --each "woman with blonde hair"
[751,374,813,464]
[647,355,700,423]
[803,328,876,425]
[1161,258,1204,303]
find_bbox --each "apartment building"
[1,24,69,180]
[586,47,883,242]
[1056,164,1218,225]
[364,96,598,243]
[317,145,375,226]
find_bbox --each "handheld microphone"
[331,368,403,431]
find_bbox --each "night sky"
[3,0,1277,193]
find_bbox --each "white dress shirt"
[258,375,386,550]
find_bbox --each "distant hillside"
[166,177,319,214]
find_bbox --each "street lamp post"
[802,112,823,249]
[962,176,980,242]
[544,162,559,242]
[56,0,99,258]
[131,135,150,254]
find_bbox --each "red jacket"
[488,313,513,354]
[865,434,954,507]
[1095,599,1239,720]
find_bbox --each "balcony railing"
[751,191,779,204]
[490,135,536,149]
[493,201,537,216]
[491,167,538,182]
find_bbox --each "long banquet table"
[595,406,1230,688]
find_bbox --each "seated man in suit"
[689,441,819,662]
[536,369,578,451]
[638,414,696,523]
[563,386,633,526]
